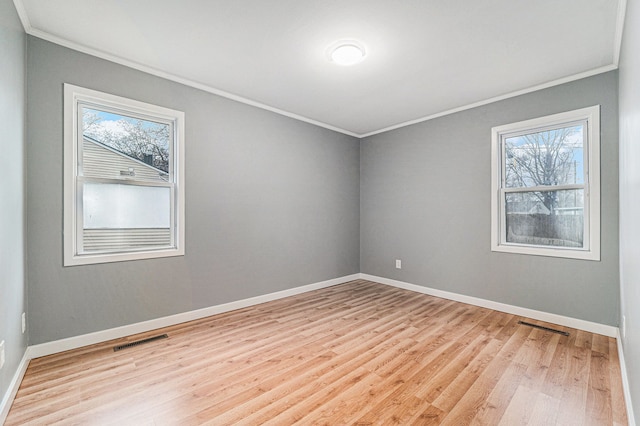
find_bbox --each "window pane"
[81,106,170,182]
[82,183,171,252]
[505,189,584,248]
[504,124,584,188]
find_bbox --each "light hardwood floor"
[5,280,628,425]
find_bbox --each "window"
[64,84,185,266]
[491,106,600,260]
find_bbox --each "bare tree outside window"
[83,108,170,173]
[502,124,586,247]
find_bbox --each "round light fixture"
[328,40,366,66]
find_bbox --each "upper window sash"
[499,119,589,191]
[77,101,177,183]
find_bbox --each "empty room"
[1,0,639,424]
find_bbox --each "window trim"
[490,106,600,261]
[64,84,185,266]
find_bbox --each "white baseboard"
[617,330,637,426]
[28,272,616,358]
[360,273,618,338]
[1,272,628,423]
[27,273,360,359]
[0,350,30,425]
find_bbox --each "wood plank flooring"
[5,280,628,425]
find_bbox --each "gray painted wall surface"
[0,0,27,412]
[361,72,619,326]
[26,37,360,345]
[619,0,640,418]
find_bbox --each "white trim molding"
[27,273,360,359]
[13,0,624,139]
[12,8,359,139]
[361,67,616,138]
[360,273,618,337]
[0,351,30,424]
[22,271,620,357]
[1,273,626,421]
[614,0,629,66]
[1,274,357,418]
[617,329,637,426]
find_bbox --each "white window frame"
[491,106,600,261]
[64,84,185,266]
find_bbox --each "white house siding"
[82,138,168,182]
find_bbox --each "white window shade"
[83,184,170,229]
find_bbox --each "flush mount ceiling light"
[327,40,366,66]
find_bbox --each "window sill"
[491,243,600,261]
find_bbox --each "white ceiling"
[15,0,625,137]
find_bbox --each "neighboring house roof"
[528,202,551,215]
[82,135,169,181]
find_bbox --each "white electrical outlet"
[22,312,26,334]
[0,340,5,370]
[622,315,626,339]
[395,259,402,269]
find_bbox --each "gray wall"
[619,0,640,418]
[361,71,619,326]
[0,0,27,414]
[26,37,360,345]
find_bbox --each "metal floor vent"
[113,334,168,352]
[518,321,569,336]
